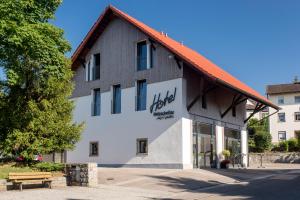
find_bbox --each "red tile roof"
[71,5,279,110]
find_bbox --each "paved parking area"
[1,164,300,200]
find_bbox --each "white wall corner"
[215,124,224,169]
[241,129,248,167]
[182,118,193,169]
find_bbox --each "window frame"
[136,80,147,111]
[89,141,99,157]
[278,112,286,122]
[278,131,286,141]
[112,84,121,114]
[295,112,300,122]
[295,96,300,104]
[136,40,153,71]
[278,96,284,105]
[136,138,148,155]
[93,53,100,80]
[91,88,101,116]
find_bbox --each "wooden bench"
[8,172,52,191]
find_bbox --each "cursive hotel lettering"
[150,88,177,114]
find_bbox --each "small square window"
[278,131,286,141]
[136,138,148,155]
[295,96,300,103]
[295,112,300,121]
[278,96,284,105]
[278,113,285,122]
[89,142,99,157]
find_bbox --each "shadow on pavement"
[144,168,300,200]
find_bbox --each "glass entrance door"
[193,122,216,168]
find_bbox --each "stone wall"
[249,152,300,166]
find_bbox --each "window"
[137,41,152,71]
[278,113,285,122]
[136,138,148,155]
[92,88,101,116]
[278,131,286,141]
[89,142,99,156]
[85,53,100,81]
[93,53,100,80]
[202,95,207,109]
[295,112,300,121]
[136,80,147,111]
[278,96,284,105]
[112,85,121,114]
[295,96,300,103]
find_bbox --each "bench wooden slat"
[10,176,52,180]
[9,172,52,176]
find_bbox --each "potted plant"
[220,150,231,169]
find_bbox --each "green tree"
[0,0,83,160]
[247,118,271,152]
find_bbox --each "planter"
[220,160,231,169]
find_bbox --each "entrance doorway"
[193,122,216,168]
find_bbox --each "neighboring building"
[68,5,279,169]
[267,79,300,143]
[246,99,269,120]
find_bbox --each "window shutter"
[146,43,151,69]
[90,56,94,81]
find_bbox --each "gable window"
[92,88,101,116]
[295,96,300,103]
[136,138,148,155]
[93,53,100,80]
[295,112,300,121]
[89,142,99,157]
[136,80,147,111]
[112,85,121,114]
[278,113,285,122]
[278,131,286,141]
[137,40,152,71]
[278,96,284,105]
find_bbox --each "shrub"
[278,141,289,152]
[254,131,272,152]
[222,150,231,159]
[287,138,298,152]
[34,162,64,172]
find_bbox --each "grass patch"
[0,163,35,179]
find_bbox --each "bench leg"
[19,183,22,191]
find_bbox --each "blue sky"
[11,0,300,95]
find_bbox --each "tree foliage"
[0,0,83,159]
[247,118,272,152]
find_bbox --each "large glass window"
[89,142,99,157]
[136,138,148,155]
[92,88,100,116]
[112,85,121,114]
[93,53,100,80]
[278,96,284,105]
[136,80,147,111]
[137,41,152,71]
[278,131,286,141]
[295,112,300,121]
[278,113,285,122]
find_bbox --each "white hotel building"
[267,80,300,143]
[67,5,279,169]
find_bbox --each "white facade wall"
[269,92,300,143]
[68,78,191,168]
